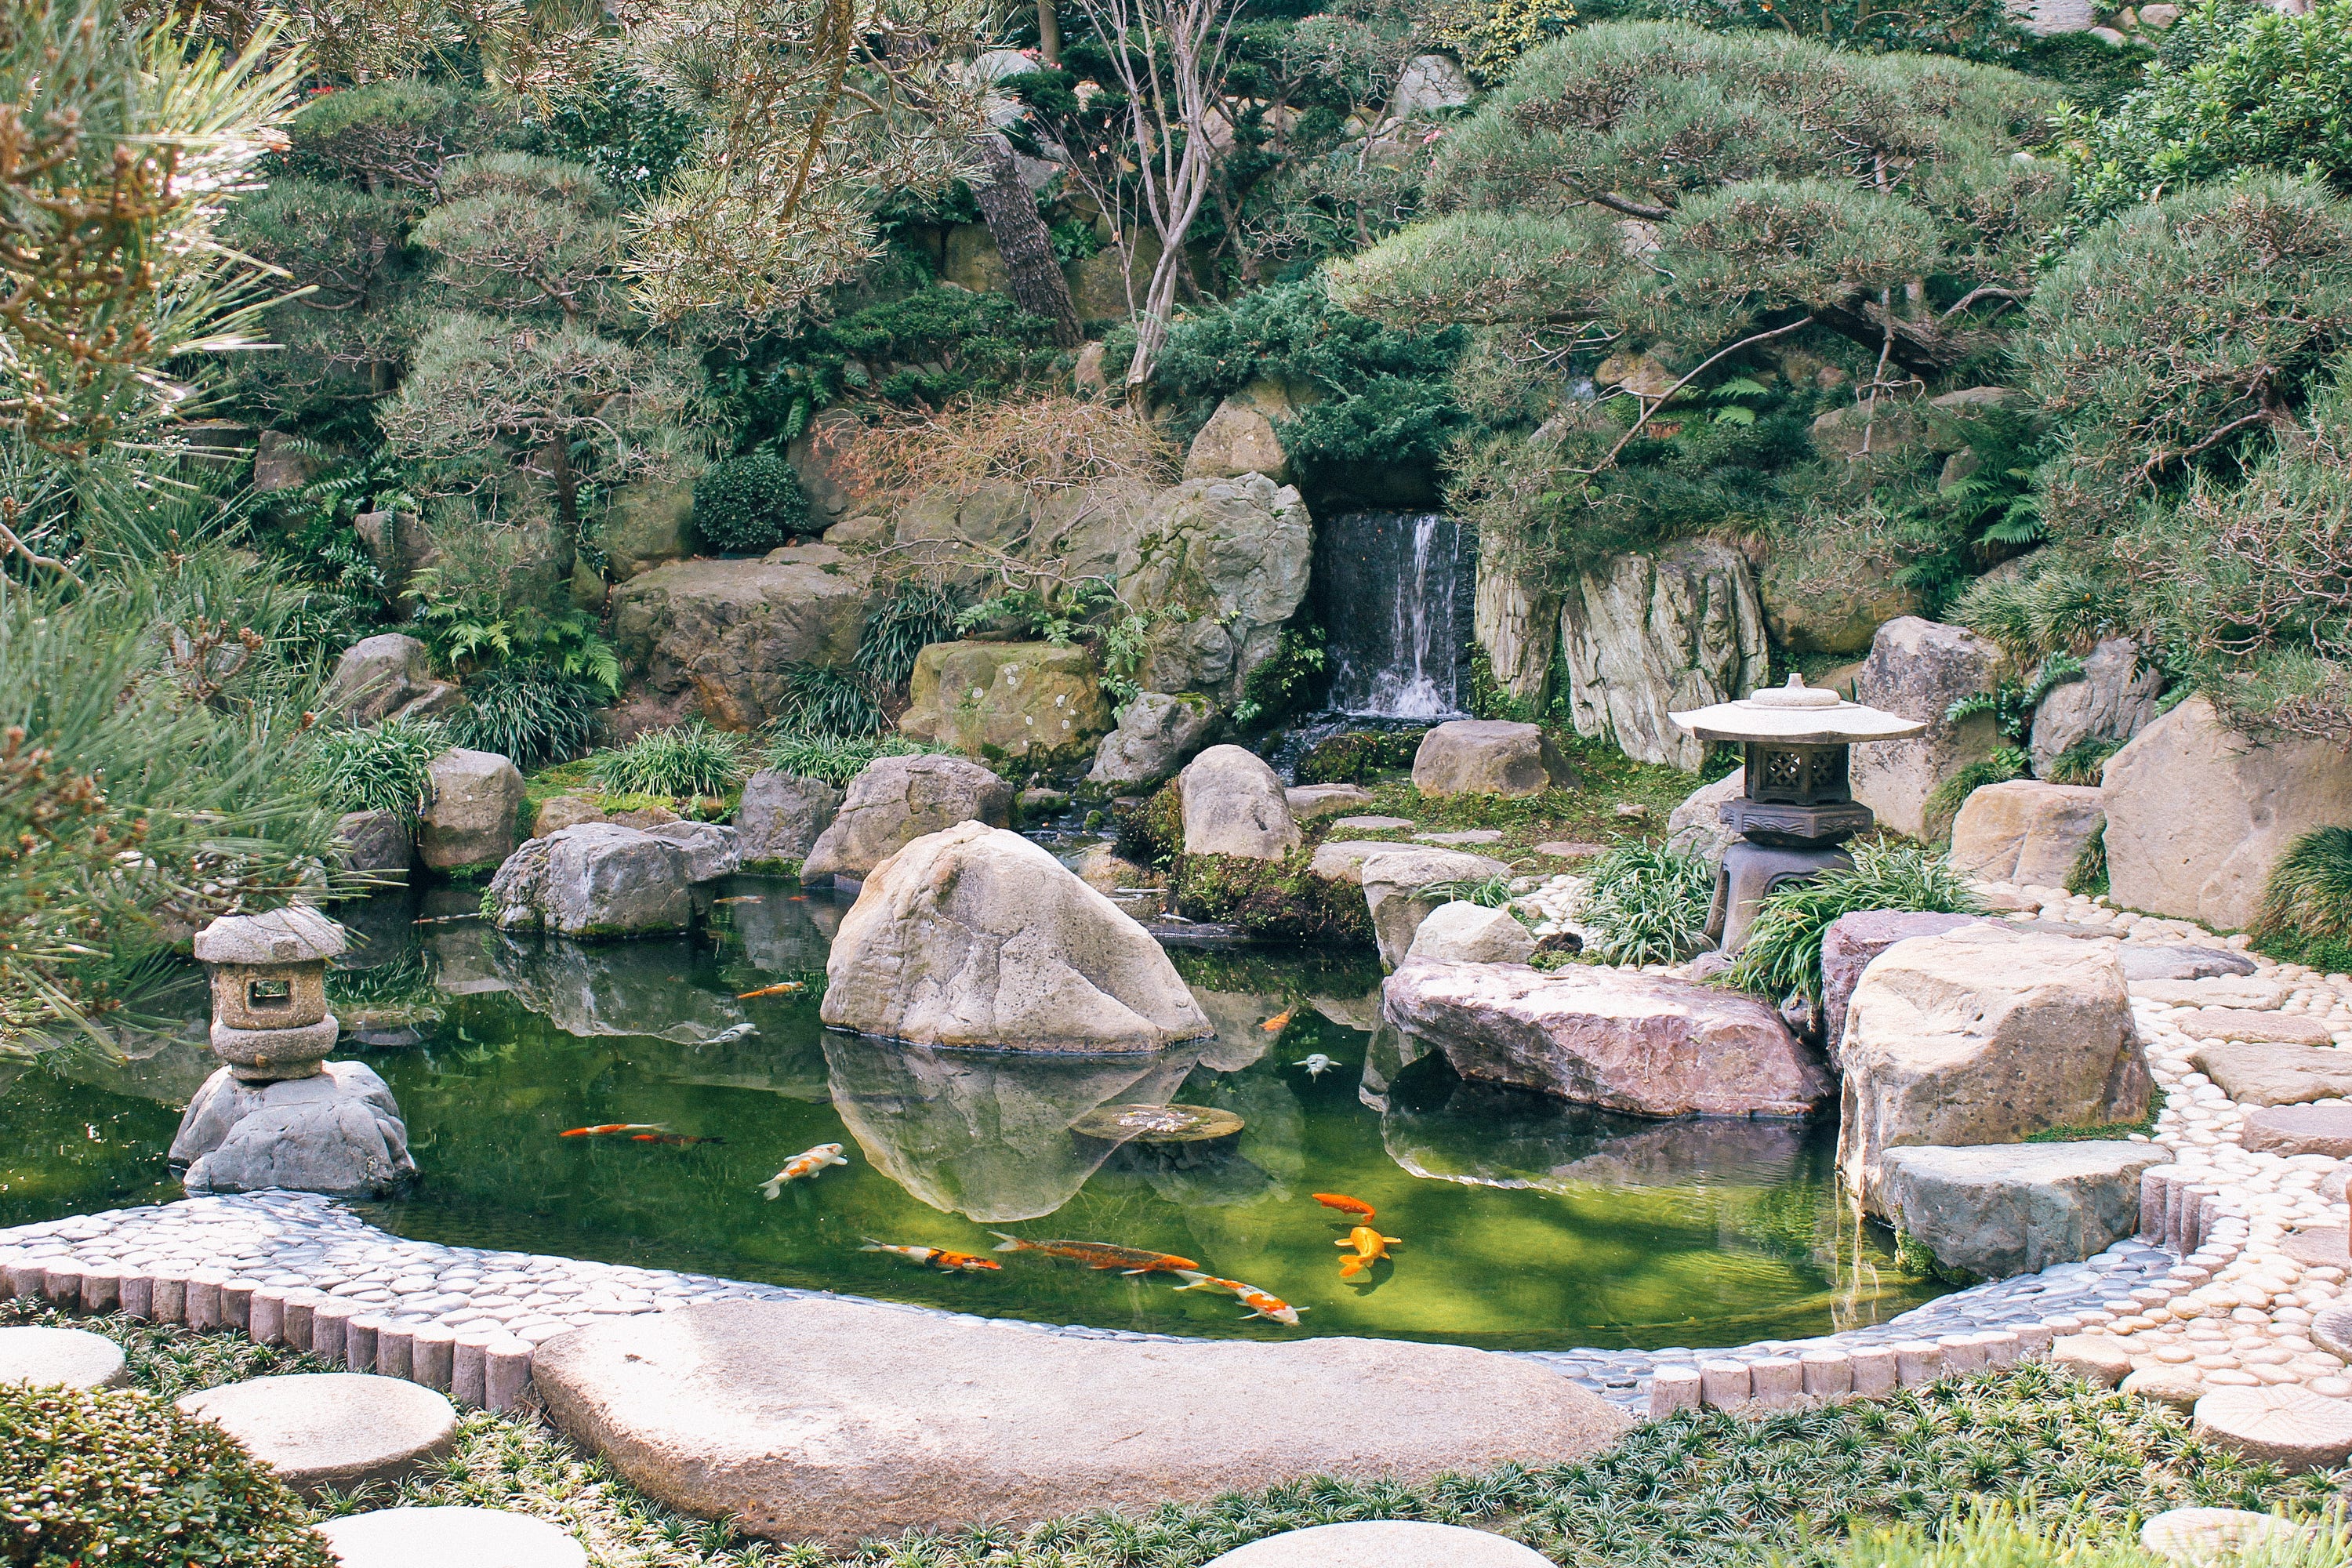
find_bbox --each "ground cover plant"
[590,723,756,800]
[1578,842,1716,965]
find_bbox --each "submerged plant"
[589,722,752,798]
[1729,841,1982,1004]
[1579,842,1715,966]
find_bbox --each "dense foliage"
[693,453,812,554]
[1578,841,1716,965]
[301,719,447,825]
[590,722,755,798]
[1729,841,1981,1002]
[445,665,609,770]
[2250,826,2352,975]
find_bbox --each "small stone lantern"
[193,906,347,1080]
[1670,677,1925,956]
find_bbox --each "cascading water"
[1316,510,1468,719]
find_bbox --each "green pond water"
[0,875,1947,1352]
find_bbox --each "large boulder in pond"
[609,546,871,731]
[1848,617,2011,840]
[1947,780,2104,889]
[170,1061,415,1199]
[530,1296,1630,1548]
[2101,694,2352,931]
[1410,720,1577,798]
[1838,924,2148,1215]
[800,754,1012,885]
[1178,745,1298,860]
[735,770,844,870]
[897,641,1112,768]
[487,824,695,938]
[416,748,524,872]
[1381,959,1831,1118]
[821,822,1212,1051]
[1878,1141,2167,1279]
[1087,692,1216,790]
[334,808,411,880]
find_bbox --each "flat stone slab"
[1327,816,1412,833]
[1205,1522,1553,1566]
[2193,1384,2352,1472]
[2242,1102,2352,1157]
[2118,946,2257,982]
[2140,1508,2309,1564]
[2134,976,2292,1009]
[2121,1367,2205,1413]
[2280,1226,2349,1269]
[176,1372,458,1494]
[2052,1334,2132,1386]
[1534,840,1608,860]
[318,1508,588,1568]
[2310,1303,2352,1359]
[1877,1142,2164,1280]
[0,1326,126,1388]
[2190,1041,2352,1106]
[1414,829,1503,844]
[2176,1007,2333,1044]
[532,1297,1629,1547]
[1285,785,1375,822]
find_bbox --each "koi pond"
[0,874,1947,1352]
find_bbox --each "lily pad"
[1071,1102,1245,1143]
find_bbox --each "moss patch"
[1178,850,1374,945]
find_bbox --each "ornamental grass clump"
[762,730,944,786]
[301,717,448,826]
[590,722,753,799]
[446,662,607,771]
[1579,842,1715,965]
[2250,826,2352,974]
[1730,840,1981,1003]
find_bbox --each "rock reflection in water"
[489,934,750,1045]
[822,1034,1200,1222]
[717,886,846,974]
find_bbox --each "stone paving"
[2,874,2345,1421]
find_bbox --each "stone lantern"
[1669,676,1925,956]
[195,906,346,1080]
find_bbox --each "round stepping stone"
[2121,1367,2205,1413]
[2241,1103,2352,1158]
[2310,1304,2352,1359]
[2192,1384,2352,1473]
[0,1326,126,1388]
[1204,1522,1552,1567]
[317,1507,586,1568]
[175,1373,457,1494]
[2051,1334,2132,1387]
[2140,1508,2309,1563]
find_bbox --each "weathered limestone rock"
[170,1061,416,1198]
[1286,784,1374,821]
[1178,745,1299,860]
[1849,617,2011,840]
[1809,398,1925,463]
[1818,910,1988,1067]
[2135,975,2290,1009]
[532,1297,1630,1547]
[644,820,741,884]
[1878,1141,2165,1279]
[1381,959,1831,1117]
[2189,1041,2352,1107]
[1123,475,1313,707]
[488,825,694,938]
[1387,53,1474,116]
[800,755,1013,884]
[821,822,1210,1051]
[735,771,844,869]
[2242,1104,2352,1158]
[176,1374,457,1495]
[317,1508,588,1568]
[2101,695,2352,930]
[323,633,435,725]
[335,808,412,879]
[1410,720,1577,798]
[600,474,699,579]
[1837,925,2147,1214]
[1664,771,1745,864]
[2029,638,2162,778]
[898,641,1112,767]
[1183,381,1298,483]
[416,748,524,872]
[1210,1523,1547,1568]
[1360,847,1510,967]
[1085,692,1216,789]
[1473,557,1558,711]
[1307,840,1408,887]
[1948,780,2105,887]
[0,1326,127,1388]
[1405,902,1537,965]
[610,546,871,731]
[1559,541,1768,770]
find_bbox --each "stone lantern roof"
[192,906,348,967]
[1671,676,1925,746]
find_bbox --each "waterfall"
[1316,510,1468,719]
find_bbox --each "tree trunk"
[1038,0,1060,66]
[968,134,1083,348]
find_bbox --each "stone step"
[0,1325,126,1388]
[174,1372,458,1495]
[1203,1521,1553,1566]
[317,1506,587,1568]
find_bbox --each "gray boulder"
[1178,744,1299,860]
[170,1061,415,1198]
[1947,780,2105,888]
[2029,638,2163,778]
[1387,53,1473,116]
[820,822,1210,1052]
[323,634,434,725]
[2101,695,2352,931]
[800,754,1013,884]
[1558,541,1769,770]
[335,808,412,880]
[1818,909,1988,1067]
[609,546,871,731]
[416,748,523,872]
[1359,846,1510,967]
[1838,925,2148,1214]
[1122,475,1313,708]
[532,1297,1629,1548]
[600,474,698,579]
[1410,720,1577,798]
[1405,902,1537,965]
[488,824,695,938]
[735,771,844,869]
[644,820,741,883]
[1087,692,1217,789]
[1181,383,1298,484]
[1849,616,2011,839]
[1381,958,1832,1118]
[1880,1141,2165,1279]
[1664,771,1745,864]
[2118,945,2257,982]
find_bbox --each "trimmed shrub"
[0,1381,336,1567]
[589,721,753,798]
[691,452,811,554]
[446,662,607,771]
[1579,842,1716,966]
[301,718,447,826]
[1729,840,1982,1002]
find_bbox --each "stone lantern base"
[1707,840,1857,957]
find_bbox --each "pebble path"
[2,877,2338,1417]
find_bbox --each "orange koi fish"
[1312,1192,1376,1221]
[989,1233,1200,1275]
[759,1142,848,1197]
[1336,1225,1401,1278]
[630,1133,725,1146]
[560,1123,666,1138]
[737,981,805,999]
[1171,1271,1307,1326]
[1260,1007,1295,1033]
[862,1240,1002,1273]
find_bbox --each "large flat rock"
[532,1298,1629,1547]
[2242,1103,2352,1157]
[2190,1041,2352,1106]
[1878,1141,2165,1279]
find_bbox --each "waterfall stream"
[1316,510,1468,719]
